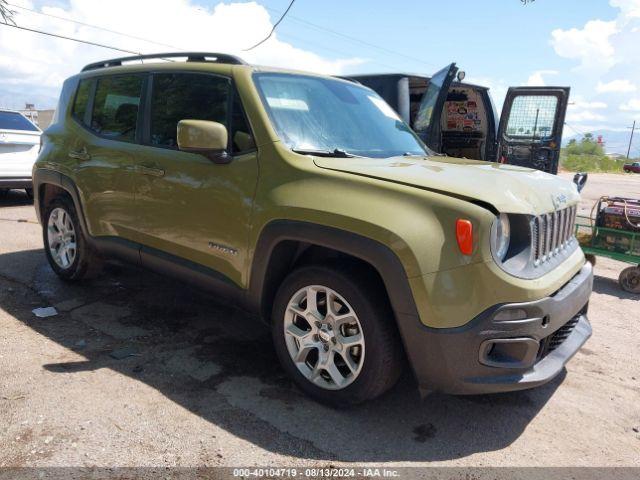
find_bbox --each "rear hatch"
[0,111,41,177]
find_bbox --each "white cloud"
[465,75,509,111]
[610,0,640,18]
[525,70,558,86]
[548,0,640,128]
[550,20,618,71]
[566,110,607,122]
[574,100,608,110]
[566,94,609,124]
[0,0,364,109]
[619,98,640,110]
[596,79,637,92]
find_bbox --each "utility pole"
[628,120,636,159]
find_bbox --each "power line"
[245,0,296,51]
[260,2,437,69]
[564,122,587,138]
[277,31,403,71]
[7,2,185,51]
[8,0,436,73]
[0,21,141,55]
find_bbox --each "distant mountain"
[563,129,636,157]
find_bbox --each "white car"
[0,109,42,198]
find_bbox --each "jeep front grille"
[531,205,577,265]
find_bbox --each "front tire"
[43,197,103,281]
[272,263,403,406]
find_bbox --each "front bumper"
[0,177,32,189]
[405,261,593,395]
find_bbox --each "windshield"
[253,73,426,158]
[0,111,40,132]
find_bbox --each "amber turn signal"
[456,219,473,255]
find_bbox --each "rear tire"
[271,263,403,406]
[43,196,103,281]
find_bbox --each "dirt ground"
[0,173,639,469]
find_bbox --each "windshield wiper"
[292,148,360,158]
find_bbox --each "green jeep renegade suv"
[33,53,593,406]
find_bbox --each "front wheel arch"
[248,221,421,324]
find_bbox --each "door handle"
[68,147,91,161]
[137,165,165,177]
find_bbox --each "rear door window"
[90,75,143,143]
[0,111,39,132]
[72,79,93,125]
[149,73,230,148]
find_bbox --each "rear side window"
[91,75,143,143]
[0,111,39,132]
[72,79,92,124]
[150,73,229,148]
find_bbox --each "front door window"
[149,73,230,148]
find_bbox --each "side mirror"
[573,172,588,193]
[177,120,231,164]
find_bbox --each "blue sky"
[1,0,639,153]
[241,0,614,77]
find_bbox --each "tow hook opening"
[479,338,539,369]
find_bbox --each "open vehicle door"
[413,63,458,152]
[497,87,570,174]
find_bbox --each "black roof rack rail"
[81,52,248,72]
[335,75,362,85]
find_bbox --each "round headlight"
[491,213,511,262]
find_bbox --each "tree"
[0,0,16,25]
[565,133,604,156]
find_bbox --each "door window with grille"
[505,95,558,139]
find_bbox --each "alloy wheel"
[47,207,77,269]
[283,285,365,390]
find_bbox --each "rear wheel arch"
[34,170,91,238]
[39,183,69,214]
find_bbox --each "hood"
[313,156,580,216]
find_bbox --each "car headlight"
[490,213,511,261]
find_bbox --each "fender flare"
[33,169,92,237]
[247,220,421,321]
